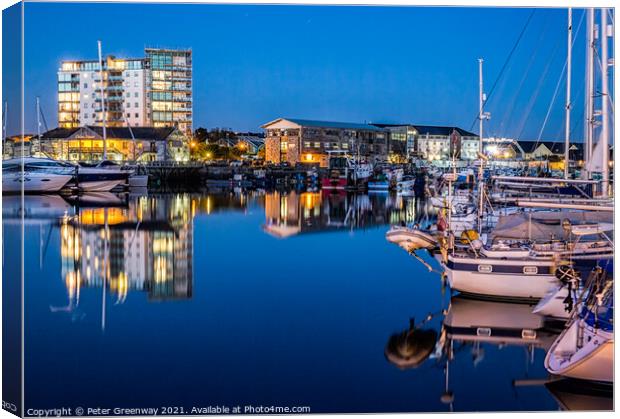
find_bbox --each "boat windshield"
[581,291,613,332]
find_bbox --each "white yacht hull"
[532,285,574,319]
[445,256,558,300]
[2,172,73,193]
[545,321,613,383]
[78,179,125,192]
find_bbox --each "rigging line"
[39,102,49,132]
[591,46,615,117]
[536,10,585,142]
[468,9,537,132]
[516,35,563,141]
[499,21,548,136]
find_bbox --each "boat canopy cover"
[490,211,613,241]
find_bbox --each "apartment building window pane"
[126,103,131,108]
[134,92,139,97]
[135,113,139,118]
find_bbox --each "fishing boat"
[2,157,74,193]
[321,152,372,191]
[544,274,613,383]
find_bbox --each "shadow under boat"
[63,191,128,207]
[544,378,613,411]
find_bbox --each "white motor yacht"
[2,157,74,193]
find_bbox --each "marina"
[1,3,615,416]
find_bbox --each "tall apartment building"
[58,48,192,136]
[145,48,193,135]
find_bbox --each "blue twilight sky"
[2,3,613,140]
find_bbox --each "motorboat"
[76,160,129,192]
[544,275,613,383]
[2,157,74,193]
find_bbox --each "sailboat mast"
[2,101,7,150]
[97,40,107,160]
[564,8,572,179]
[36,97,41,141]
[477,58,485,233]
[584,8,595,181]
[600,9,610,197]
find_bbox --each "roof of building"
[42,126,179,140]
[236,135,265,148]
[517,140,584,154]
[262,118,386,132]
[372,123,478,137]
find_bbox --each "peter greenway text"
[25,405,312,416]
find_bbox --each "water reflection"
[263,190,436,238]
[384,295,572,411]
[57,194,194,322]
[6,188,608,412]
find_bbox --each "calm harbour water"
[3,189,611,414]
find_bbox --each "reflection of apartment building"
[58,48,192,136]
[262,118,389,167]
[60,198,193,302]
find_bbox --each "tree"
[193,127,209,143]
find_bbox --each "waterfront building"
[145,48,193,135]
[411,125,479,163]
[40,125,190,162]
[58,48,192,136]
[369,124,416,162]
[517,140,583,161]
[262,118,389,167]
[3,134,35,158]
